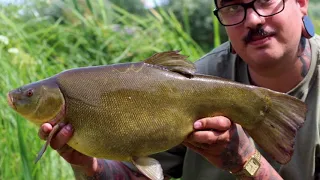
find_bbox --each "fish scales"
[55,62,267,160]
[7,51,307,179]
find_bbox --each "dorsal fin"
[144,50,196,77]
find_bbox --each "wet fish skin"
[7,51,307,180]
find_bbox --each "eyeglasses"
[213,0,285,26]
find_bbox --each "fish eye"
[26,89,33,97]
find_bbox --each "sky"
[0,0,168,7]
[0,0,23,4]
[143,0,167,8]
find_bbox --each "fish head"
[7,79,65,125]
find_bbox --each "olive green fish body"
[56,62,196,160]
[7,51,307,178]
[54,61,269,161]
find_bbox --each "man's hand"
[38,123,150,179]
[38,123,99,175]
[183,116,256,173]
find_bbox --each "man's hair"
[214,0,218,7]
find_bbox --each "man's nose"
[244,8,265,28]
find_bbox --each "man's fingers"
[183,141,206,154]
[57,144,74,159]
[193,116,231,131]
[188,130,231,145]
[38,123,53,140]
[50,124,73,150]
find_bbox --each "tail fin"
[247,91,307,164]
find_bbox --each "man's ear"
[297,0,309,15]
[298,0,314,38]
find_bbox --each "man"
[38,0,320,179]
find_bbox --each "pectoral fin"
[131,156,164,180]
[34,124,62,163]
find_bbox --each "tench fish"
[7,51,307,180]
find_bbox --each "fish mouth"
[7,92,16,110]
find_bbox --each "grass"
[0,1,206,179]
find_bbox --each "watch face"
[244,158,260,176]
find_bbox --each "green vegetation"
[0,1,205,180]
[0,0,320,180]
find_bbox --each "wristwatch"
[231,150,261,179]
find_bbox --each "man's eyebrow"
[219,0,235,7]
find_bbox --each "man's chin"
[244,49,281,68]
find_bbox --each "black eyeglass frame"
[213,0,285,26]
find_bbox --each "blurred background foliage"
[0,0,320,179]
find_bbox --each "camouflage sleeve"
[122,145,187,179]
[194,42,237,80]
[72,159,148,180]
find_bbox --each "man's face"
[216,0,308,69]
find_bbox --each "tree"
[109,0,147,15]
[160,0,228,51]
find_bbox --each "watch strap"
[231,150,261,179]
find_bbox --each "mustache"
[243,26,276,44]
